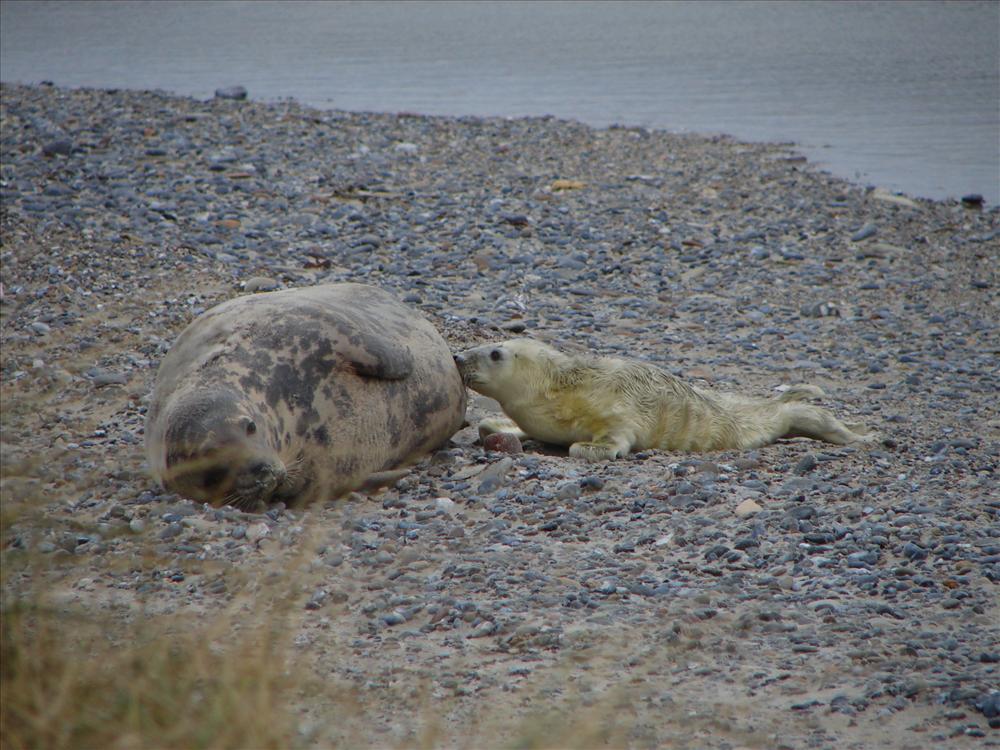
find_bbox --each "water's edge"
[2,0,996,205]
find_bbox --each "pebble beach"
[1,82,998,748]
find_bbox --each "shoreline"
[5,79,997,209]
[2,82,998,748]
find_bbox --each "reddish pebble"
[483,432,523,454]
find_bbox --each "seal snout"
[237,457,285,496]
[249,461,272,478]
[454,352,473,385]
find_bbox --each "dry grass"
[0,521,773,750]
[0,450,303,750]
[1,569,300,750]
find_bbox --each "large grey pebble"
[851,223,877,242]
[214,85,248,100]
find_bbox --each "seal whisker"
[282,455,305,481]
[220,490,242,509]
[228,492,258,513]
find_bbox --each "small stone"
[42,139,74,156]
[960,194,984,207]
[393,142,419,154]
[800,301,839,318]
[242,276,280,293]
[214,85,247,100]
[734,499,763,518]
[91,370,128,387]
[305,590,328,611]
[976,691,1000,719]
[246,522,270,542]
[435,497,456,513]
[500,213,529,227]
[847,550,878,567]
[468,621,496,638]
[851,223,877,242]
[482,432,523,454]
[501,321,527,333]
[554,481,581,501]
[128,519,145,533]
[381,610,406,626]
[550,179,586,191]
[29,321,50,335]
[476,457,515,494]
[870,188,919,208]
[159,523,182,540]
[794,453,818,475]
[596,579,618,595]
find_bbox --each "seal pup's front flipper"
[568,432,633,461]
[477,415,528,442]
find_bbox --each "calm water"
[2,0,998,204]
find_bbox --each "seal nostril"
[453,354,464,366]
[249,462,270,477]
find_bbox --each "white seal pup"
[454,338,873,461]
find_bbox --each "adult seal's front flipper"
[341,334,414,380]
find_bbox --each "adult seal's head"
[154,387,292,509]
[146,283,466,510]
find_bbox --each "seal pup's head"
[453,339,568,402]
[159,388,288,511]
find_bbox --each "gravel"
[1,82,997,749]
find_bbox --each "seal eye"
[245,420,257,436]
[490,349,502,362]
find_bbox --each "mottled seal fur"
[454,338,873,461]
[146,283,466,509]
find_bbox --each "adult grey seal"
[146,283,466,509]
[454,338,873,461]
